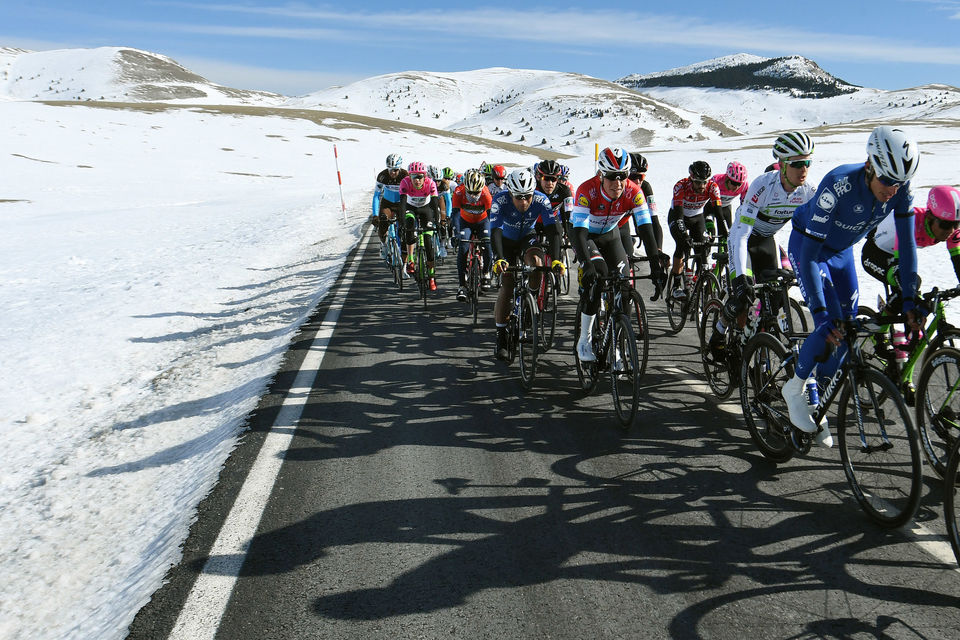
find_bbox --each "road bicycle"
[574,268,643,428]
[462,237,486,326]
[739,317,921,528]
[411,226,436,310]
[502,264,546,390]
[665,240,719,334]
[383,218,405,292]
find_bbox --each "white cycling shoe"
[577,313,596,362]
[782,374,833,448]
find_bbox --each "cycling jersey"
[672,178,722,217]
[539,181,574,222]
[571,176,651,235]
[437,179,452,216]
[729,170,816,277]
[711,173,749,207]
[373,168,408,216]
[399,175,439,207]
[489,190,555,240]
[872,207,960,254]
[451,185,493,225]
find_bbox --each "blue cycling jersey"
[792,163,917,318]
[489,190,555,240]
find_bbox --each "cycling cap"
[463,169,485,194]
[598,147,631,174]
[726,161,747,184]
[867,125,919,183]
[505,169,536,196]
[927,185,960,222]
[386,153,403,169]
[689,161,711,181]
[773,131,814,160]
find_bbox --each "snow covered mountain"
[0,46,284,105]
[617,53,859,98]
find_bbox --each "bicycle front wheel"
[518,292,539,390]
[838,366,922,528]
[740,332,795,463]
[945,437,960,566]
[574,297,600,393]
[610,313,640,429]
[914,347,960,478]
[699,297,735,399]
[628,288,649,380]
[665,272,689,334]
[468,252,481,325]
[539,271,557,352]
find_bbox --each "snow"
[619,53,770,81]
[2,45,960,640]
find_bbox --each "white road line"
[168,228,372,639]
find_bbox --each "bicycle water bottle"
[705,217,716,237]
[805,375,819,413]
[777,307,789,333]
[892,329,908,364]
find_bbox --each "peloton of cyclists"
[783,126,922,448]
[667,161,723,299]
[708,131,817,359]
[490,169,562,361]
[571,147,655,362]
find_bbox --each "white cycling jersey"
[729,170,816,277]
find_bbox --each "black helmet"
[629,152,648,175]
[537,159,561,177]
[689,160,711,181]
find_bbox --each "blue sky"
[3,1,960,96]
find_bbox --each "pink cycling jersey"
[399,176,439,207]
[873,206,960,256]
[711,173,749,207]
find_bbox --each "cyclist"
[487,164,508,196]
[861,184,960,361]
[667,160,723,299]
[490,169,562,361]
[373,153,408,257]
[629,152,663,253]
[782,125,922,447]
[399,161,444,292]
[452,169,494,302]
[572,147,653,362]
[535,159,574,235]
[711,161,749,233]
[708,132,817,359]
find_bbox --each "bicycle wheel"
[559,247,572,296]
[665,272,689,333]
[417,244,428,309]
[610,313,640,429]
[914,347,960,478]
[574,298,601,393]
[692,271,720,329]
[924,328,960,372]
[787,297,808,334]
[538,271,557,352]
[468,250,481,325]
[388,239,403,291]
[837,366,922,528]
[740,332,795,463]
[699,297,735,399]
[628,288,649,380]
[518,292,539,390]
[945,437,960,566]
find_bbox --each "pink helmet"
[408,161,427,175]
[726,161,747,184]
[927,185,960,222]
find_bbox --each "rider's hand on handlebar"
[493,259,509,276]
[551,260,566,276]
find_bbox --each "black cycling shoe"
[708,331,726,362]
[495,328,510,361]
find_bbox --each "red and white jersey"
[572,176,650,235]
[711,173,749,207]
[672,177,722,217]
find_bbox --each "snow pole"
[333,144,347,224]
[594,143,599,174]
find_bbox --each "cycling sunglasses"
[513,194,533,201]
[603,172,628,181]
[876,174,904,188]
[787,159,812,169]
[411,173,426,180]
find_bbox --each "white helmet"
[773,131,814,160]
[505,169,536,196]
[597,147,631,174]
[867,126,919,183]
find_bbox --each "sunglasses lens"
[877,175,902,187]
[604,172,627,181]
[789,160,811,168]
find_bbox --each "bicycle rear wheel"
[518,292,539,390]
[610,314,640,429]
[945,437,960,566]
[539,271,557,352]
[628,289,649,380]
[665,272,689,333]
[740,332,795,463]
[559,247,572,295]
[914,347,960,478]
[468,251,481,325]
[699,297,735,399]
[837,366,922,528]
[417,244,428,310]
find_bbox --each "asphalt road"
[128,228,960,640]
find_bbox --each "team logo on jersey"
[853,204,865,214]
[817,190,837,213]
[578,195,590,207]
[633,192,645,207]
[833,176,852,196]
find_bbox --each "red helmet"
[492,165,507,179]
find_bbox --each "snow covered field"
[2,48,960,640]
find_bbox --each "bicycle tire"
[539,271,557,352]
[610,313,640,429]
[518,291,539,390]
[691,271,720,327]
[574,297,601,393]
[699,297,735,399]
[837,366,922,528]
[417,242,428,310]
[665,271,689,334]
[559,248,572,296]
[914,346,960,478]
[468,249,481,325]
[628,288,649,380]
[924,328,960,372]
[945,436,960,566]
[787,297,808,334]
[740,332,795,463]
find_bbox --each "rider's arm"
[372,179,384,217]
[894,207,919,312]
